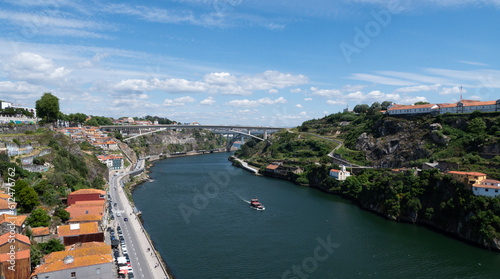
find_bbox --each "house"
[67,189,106,205]
[57,222,104,246]
[391,168,418,176]
[330,165,351,181]
[447,171,487,190]
[31,227,51,243]
[0,199,16,216]
[96,155,124,170]
[0,232,30,253]
[0,249,30,279]
[30,243,113,279]
[104,140,118,150]
[0,214,27,235]
[68,214,104,227]
[472,179,500,197]
[422,162,439,170]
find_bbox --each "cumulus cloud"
[163,96,196,106]
[394,84,441,93]
[291,88,302,93]
[311,87,342,98]
[296,104,303,108]
[225,97,287,107]
[200,96,216,105]
[439,86,466,95]
[5,52,72,82]
[268,89,278,94]
[304,98,312,101]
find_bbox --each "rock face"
[355,119,432,167]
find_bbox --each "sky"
[0,0,499,127]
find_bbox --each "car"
[110,215,114,220]
[114,202,117,206]
[111,236,116,241]
[107,227,112,232]
[116,212,121,217]
[124,217,128,221]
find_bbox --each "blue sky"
[1,0,499,126]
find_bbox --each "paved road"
[109,161,169,279]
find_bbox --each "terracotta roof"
[31,227,50,236]
[473,184,500,190]
[437,103,458,108]
[0,199,16,210]
[0,214,27,226]
[65,241,107,251]
[481,179,500,185]
[57,222,100,237]
[66,206,104,219]
[460,100,497,107]
[69,189,106,195]
[0,232,30,246]
[0,193,11,200]
[0,249,30,262]
[447,171,487,176]
[330,169,340,173]
[32,254,112,275]
[266,165,279,170]
[44,244,111,264]
[69,214,102,223]
[388,103,436,111]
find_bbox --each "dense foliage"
[35,93,60,123]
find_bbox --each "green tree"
[39,239,65,254]
[13,180,29,201]
[85,118,99,126]
[69,113,88,124]
[54,207,70,222]
[36,93,60,123]
[370,102,382,112]
[414,101,430,105]
[353,104,369,114]
[27,208,51,227]
[18,187,39,212]
[114,131,124,141]
[34,180,49,195]
[381,101,392,110]
[468,118,487,134]
[30,245,43,270]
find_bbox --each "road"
[109,160,169,279]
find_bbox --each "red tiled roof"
[70,189,106,195]
[73,200,106,207]
[0,199,16,210]
[266,165,279,170]
[69,214,102,223]
[460,100,497,107]
[447,171,487,176]
[31,227,50,236]
[481,179,500,185]
[388,103,436,111]
[0,214,27,227]
[57,222,100,237]
[0,232,30,246]
[32,254,112,275]
[330,169,340,173]
[65,241,107,251]
[66,206,104,219]
[0,249,30,262]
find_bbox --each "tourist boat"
[250,199,265,211]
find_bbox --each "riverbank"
[230,157,500,252]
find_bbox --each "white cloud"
[296,104,303,108]
[225,97,287,107]
[439,86,466,95]
[163,96,196,106]
[469,95,482,100]
[304,98,312,101]
[268,89,278,94]
[393,84,441,93]
[291,88,302,93]
[5,52,72,82]
[200,96,216,105]
[398,96,428,104]
[327,100,347,105]
[458,60,488,66]
[311,87,342,98]
[349,73,416,86]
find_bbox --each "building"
[0,249,30,279]
[0,214,26,235]
[31,227,51,243]
[57,222,104,246]
[330,165,351,181]
[67,189,106,206]
[0,199,16,216]
[387,103,439,115]
[31,243,113,279]
[0,233,30,254]
[96,155,124,170]
[472,179,500,197]
[447,171,487,190]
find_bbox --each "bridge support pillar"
[263,129,268,140]
[241,136,244,145]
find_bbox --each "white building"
[472,179,500,197]
[330,165,351,181]
[387,103,439,115]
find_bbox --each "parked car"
[124,217,128,221]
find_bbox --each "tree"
[414,101,430,105]
[114,131,124,141]
[370,102,382,112]
[69,113,88,124]
[30,245,43,270]
[18,187,39,212]
[381,101,392,110]
[13,180,29,201]
[36,93,60,123]
[468,118,486,134]
[353,104,369,114]
[27,208,51,227]
[54,206,70,222]
[39,239,65,254]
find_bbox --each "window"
[71,272,76,278]
[99,194,105,198]
[96,268,101,274]
[485,189,489,192]
[495,190,498,193]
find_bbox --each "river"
[132,152,500,279]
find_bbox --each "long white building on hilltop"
[387,99,500,115]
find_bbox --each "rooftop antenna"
[460,85,463,100]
